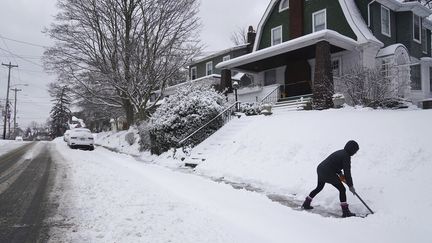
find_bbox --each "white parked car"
[15,136,23,141]
[63,130,72,142]
[67,128,94,150]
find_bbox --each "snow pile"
[94,127,141,156]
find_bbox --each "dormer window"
[279,0,289,12]
[271,26,283,46]
[312,9,327,32]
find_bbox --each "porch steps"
[272,96,312,111]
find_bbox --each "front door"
[284,60,312,97]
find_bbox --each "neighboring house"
[187,27,257,89]
[216,0,432,106]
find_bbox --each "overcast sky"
[0,0,268,129]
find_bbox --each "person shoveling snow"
[302,140,359,218]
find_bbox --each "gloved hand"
[349,186,356,195]
[338,174,347,184]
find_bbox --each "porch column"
[220,69,233,94]
[313,41,334,109]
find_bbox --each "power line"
[0,47,43,68]
[0,35,48,48]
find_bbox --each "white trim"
[253,1,278,51]
[279,0,289,12]
[190,66,197,80]
[312,9,327,33]
[223,55,231,62]
[206,61,213,75]
[217,30,358,70]
[381,6,391,37]
[413,14,421,44]
[271,25,283,46]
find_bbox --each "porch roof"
[216,30,358,73]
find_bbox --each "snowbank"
[94,128,141,156]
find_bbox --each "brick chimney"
[247,26,256,53]
[289,0,304,39]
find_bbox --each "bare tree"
[230,26,248,46]
[44,0,202,129]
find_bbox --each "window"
[332,58,341,77]
[190,67,197,80]
[279,0,289,12]
[313,9,327,32]
[411,64,421,90]
[413,14,421,43]
[430,67,432,92]
[271,26,282,46]
[381,59,391,78]
[264,70,277,86]
[381,6,391,37]
[206,62,213,76]
[422,26,428,53]
[223,55,230,62]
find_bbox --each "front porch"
[216,30,359,107]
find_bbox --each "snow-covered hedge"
[148,83,226,155]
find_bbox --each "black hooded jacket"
[316,141,359,187]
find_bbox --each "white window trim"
[206,61,213,75]
[279,0,289,12]
[271,25,283,46]
[332,57,342,77]
[413,14,421,44]
[222,55,230,62]
[381,6,391,37]
[312,9,327,33]
[190,66,197,80]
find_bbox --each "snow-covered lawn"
[51,108,432,242]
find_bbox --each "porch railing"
[178,101,241,147]
[260,85,281,104]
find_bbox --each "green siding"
[189,48,249,79]
[258,0,356,50]
[259,0,290,50]
[303,0,356,40]
[369,2,397,47]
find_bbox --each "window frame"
[190,66,197,80]
[271,25,283,46]
[413,14,421,43]
[380,6,391,37]
[264,69,277,86]
[206,61,213,76]
[312,9,327,33]
[223,55,230,62]
[279,0,289,12]
[331,57,342,77]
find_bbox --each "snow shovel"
[353,191,374,215]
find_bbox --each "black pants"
[308,170,347,202]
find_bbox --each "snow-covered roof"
[217,30,358,70]
[189,44,250,66]
[378,0,432,17]
[376,44,408,58]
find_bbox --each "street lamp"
[232,81,240,111]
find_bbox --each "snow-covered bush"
[125,132,135,145]
[338,66,410,108]
[239,102,260,116]
[149,83,226,155]
[138,121,152,151]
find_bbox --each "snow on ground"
[0,140,29,156]
[94,128,141,156]
[53,107,432,242]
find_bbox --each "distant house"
[215,0,432,106]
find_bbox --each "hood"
[344,140,359,156]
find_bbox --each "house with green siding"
[216,0,432,106]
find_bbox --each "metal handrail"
[178,101,240,146]
[260,85,281,104]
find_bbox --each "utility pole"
[11,88,22,138]
[2,62,18,139]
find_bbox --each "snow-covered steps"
[272,97,312,112]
